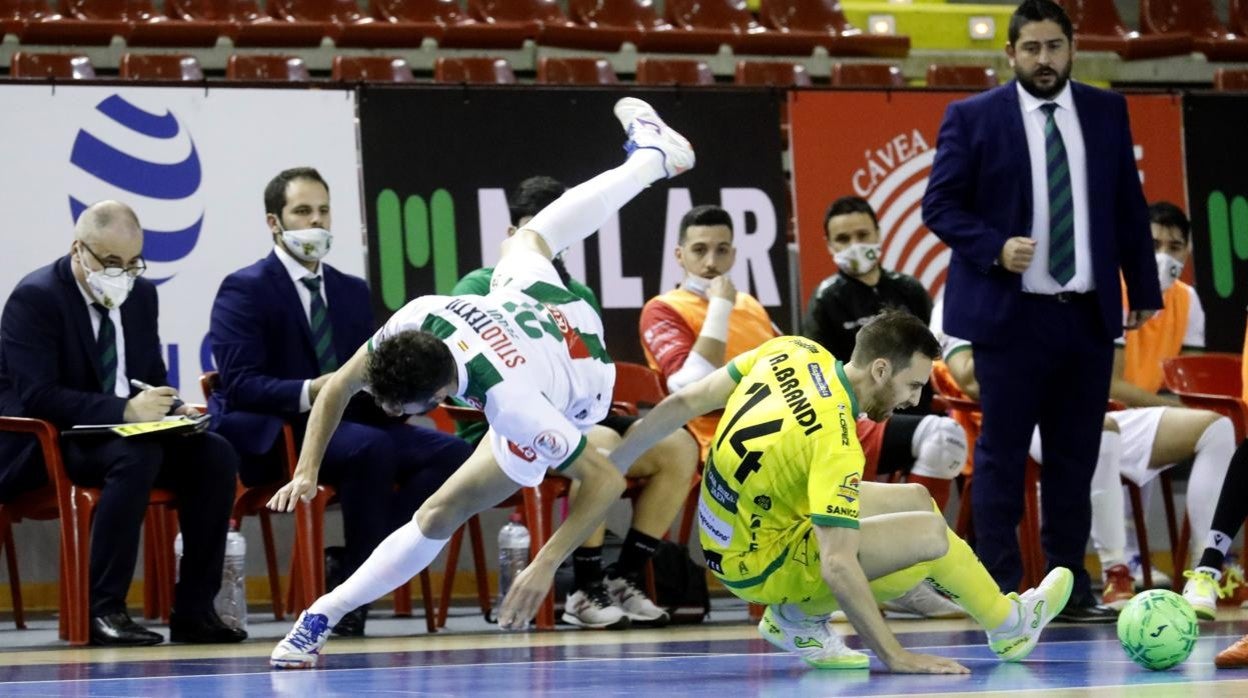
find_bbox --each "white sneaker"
[1182,568,1222,620]
[613,97,695,178]
[562,584,631,630]
[985,566,1074,662]
[270,610,332,669]
[758,605,870,669]
[881,581,969,619]
[605,575,670,626]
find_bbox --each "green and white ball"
[1116,589,1199,670]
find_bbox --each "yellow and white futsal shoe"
[613,97,696,178]
[759,605,870,669]
[986,566,1074,662]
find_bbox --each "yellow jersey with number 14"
[698,336,865,578]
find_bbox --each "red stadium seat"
[759,0,910,58]
[831,62,905,87]
[332,55,416,82]
[1139,0,1248,60]
[569,0,730,53]
[734,60,812,86]
[666,0,822,55]
[10,51,96,78]
[925,64,998,89]
[635,57,715,85]
[537,56,619,84]
[1053,0,1192,59]
[1215,67,1248,89]
[371,0,525,48]
[268,0,439,47]
[225,53,310,80]
[1234,0,1248,34]
[2,0,24,36]
[468,0,629,51]
[14,0,130,45]
[119,52,204,80]
[434,56,515,84]
[168,0,326,47]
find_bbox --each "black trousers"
[62,431,238,618]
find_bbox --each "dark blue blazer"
[0,256,169,499]
[922,81,1162,344]
[208,251,389,456]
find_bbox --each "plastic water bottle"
[214,519,248,632]
[173,532,183,584]
[497,513,531,623]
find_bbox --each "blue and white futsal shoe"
[613,97,696,178]
[271,610,331,669]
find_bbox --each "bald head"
[71,201,145,288]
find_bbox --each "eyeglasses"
[78,241,147,278]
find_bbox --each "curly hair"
[366,330,456,407]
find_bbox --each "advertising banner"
[358,86,791,365]
[789,89,1187,314]
[0,84,364,392]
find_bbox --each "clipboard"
[66,412,210,438]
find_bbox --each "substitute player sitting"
[609,311,1073,674]
[266,97,694,669]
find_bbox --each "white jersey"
[371,249,615,485]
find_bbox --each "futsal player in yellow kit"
[610,310,1074,674]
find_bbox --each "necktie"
[92,303,117,394]
[301,276,339,374]
[1040,103,1075,286]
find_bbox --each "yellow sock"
[926,525,1014,629]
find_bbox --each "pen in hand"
[129,379,186,413]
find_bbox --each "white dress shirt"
[274,244,326,412]
[75,278,129,399]
[1017,81,1093,294]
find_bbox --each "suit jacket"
[0,256,169,499]
[922,80,1162,344]
[208,251,390,456]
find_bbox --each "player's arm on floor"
[813,525,969,674]
[268,343,370,512]
[610,365,738,473]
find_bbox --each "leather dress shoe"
[1055,593,1119,624]
[169,611,248,643]
[90,612,164,646]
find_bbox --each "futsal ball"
[1116,589,1199,670]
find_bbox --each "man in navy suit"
[209,168,470,636]
[922,0,1161,621]
[0,201,243,645]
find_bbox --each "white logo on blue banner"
[0,85,363,394]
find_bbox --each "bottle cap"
[509,513,523,524]
[229,518,239,531]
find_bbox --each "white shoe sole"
[270,654,317,670]
[560,612,631,630]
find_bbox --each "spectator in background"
[209,167,470,637]
[0,201,242,645]
[922,0,1161,620]
[641,205,967,618]
[451,175,698,629]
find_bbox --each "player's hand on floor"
[885,650,969,674]
[498,561,556,630]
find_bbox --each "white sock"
[521,151,664,255]
[1186,417,1235,566]
[1207,528,1234,556]
[1090,431,1127,568]
[308,517,449,626]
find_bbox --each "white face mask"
[279,224,332,262]
[833,242,882,276]
[682,274,712,296]
[79,250,135,309]
[1156,252,1184,293]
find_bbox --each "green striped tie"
[301,276,339,374]
[1040,103,1075,285]
[92,303,117,394]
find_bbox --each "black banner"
[1184,94,1248,352]
[358,86,791,364]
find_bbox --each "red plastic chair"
[537,56,618,85]
[0,485,62,630]
[831,62,905,87]
[1215,67,1248,89]
[925,64,998,89]
[1162,354,1247,441]
[468,0,629,50]
[666,0,822,55]
[568,0,730,53]
[433,56,516,84]
[2,0,24,36]
[165,0,324,47]
[332,55,416,82]
[1052,0,1192,59]
[760,0,910,58]
[119,53,204,80]
[41,0,228,46]
[635,57,715,85]
[370,0,524,48]
[12,0,129,45]
[1140,0,1247,60]
[225,54,310,80]
[1234,0,1248,34]
[9,51,96,78]
[268,0,438,47]
[734,60,812,86]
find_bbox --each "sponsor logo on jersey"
[704,550,724,574]
[533,430,569,460]
[808,363,832,397]
[507,440,537,462]
[753,494,772,511]
[837,472,860,503]
[789,337,821,354]
[704,463,739,513]
[824,504,856,517]
[698,498,734,548]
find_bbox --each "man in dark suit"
[209,167,470,636]
[922,0,1161,621]
[0,201,243,645]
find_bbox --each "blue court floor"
[2,605,1248,697]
